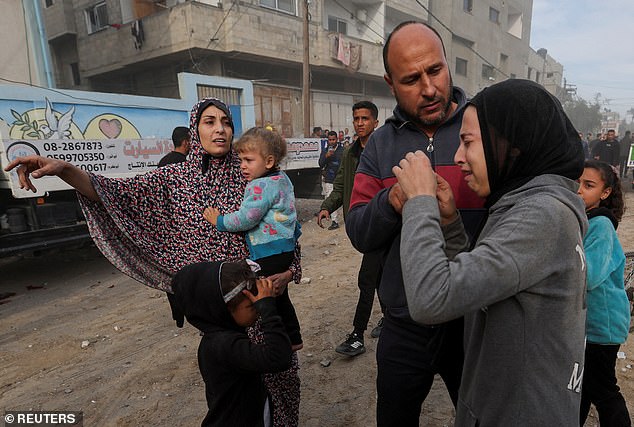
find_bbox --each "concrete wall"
[0,0,48,87]
[42,0,76,40]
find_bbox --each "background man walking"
[318,101,383,357]
[319,131,344,230]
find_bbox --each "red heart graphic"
[99,119,123,139]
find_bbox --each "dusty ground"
[2,188,634,426]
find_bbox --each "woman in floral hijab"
[6,98,302,426]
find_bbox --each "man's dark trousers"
[376,315,463,426]
[352,250,384,333]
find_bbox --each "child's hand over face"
[203,207,221,225]
[243,278,275,303]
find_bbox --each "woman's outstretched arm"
[4,156,99,201]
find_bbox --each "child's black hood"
[170,261,243,333]
[586,206,618,230]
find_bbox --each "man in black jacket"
[619,130,631,177]
[592,129,620,167]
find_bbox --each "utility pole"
[302,0,310,137]
[562,78,577,102]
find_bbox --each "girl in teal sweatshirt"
[577,159,631,426]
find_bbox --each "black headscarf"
[170,261,243,334]
[470,79,584,207]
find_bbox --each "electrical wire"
[0,76,186,111]
[414,0,509,79]
[185,0,239,72]
[331,0,385,42]
[188,0,248,72]
[205,0,239,49]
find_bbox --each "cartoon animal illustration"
[39,98,75,139]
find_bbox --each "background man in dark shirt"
[158,126,190,167]
[592,129,620,167]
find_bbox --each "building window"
[510,73,516,79]
[527,67,533,79]
[489,7,500,24]
[70,63,81,86]
[463,0,473,12]
[535,71,541,83]
[507,10,523,38]
[45,0,54,7]
[455,58,468,76]
[546,72,553,78]
[260,0,297,15]
[85,2,108,34]
[328,16,347,34]
[498,53,508,74]
[453,34,474,48]
[482,64,495,80]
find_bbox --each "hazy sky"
[530,0,634,118]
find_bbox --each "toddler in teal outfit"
[205,127,302,349]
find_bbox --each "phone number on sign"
[47,153,106,162]
[43,141,104,151]
[45,155,108,172]
[78,163,108,172]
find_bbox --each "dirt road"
[2,191,633,426]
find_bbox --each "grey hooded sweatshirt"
[401,174,588,426]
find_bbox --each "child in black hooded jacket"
[171,260,292,427]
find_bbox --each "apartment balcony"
[384,0,428,21]
[43,0,76,42]
[77,1,385,80]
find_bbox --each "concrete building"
[37,0,564,137]
[528,48,564,98]
[1,0,55,87]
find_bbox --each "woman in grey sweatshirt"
[393,79,588,426]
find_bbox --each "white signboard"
[2,137,325,197]
[282,137,323,170]
[2,138,172,197]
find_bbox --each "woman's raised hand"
[392,150,437,201]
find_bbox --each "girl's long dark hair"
[585,160,626,222]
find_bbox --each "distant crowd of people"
[311,126,355,148]
[580,129,632,179]
[6,20,632,427]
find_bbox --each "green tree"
[563,98,601,134]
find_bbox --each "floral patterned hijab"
[78,98,247,292]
